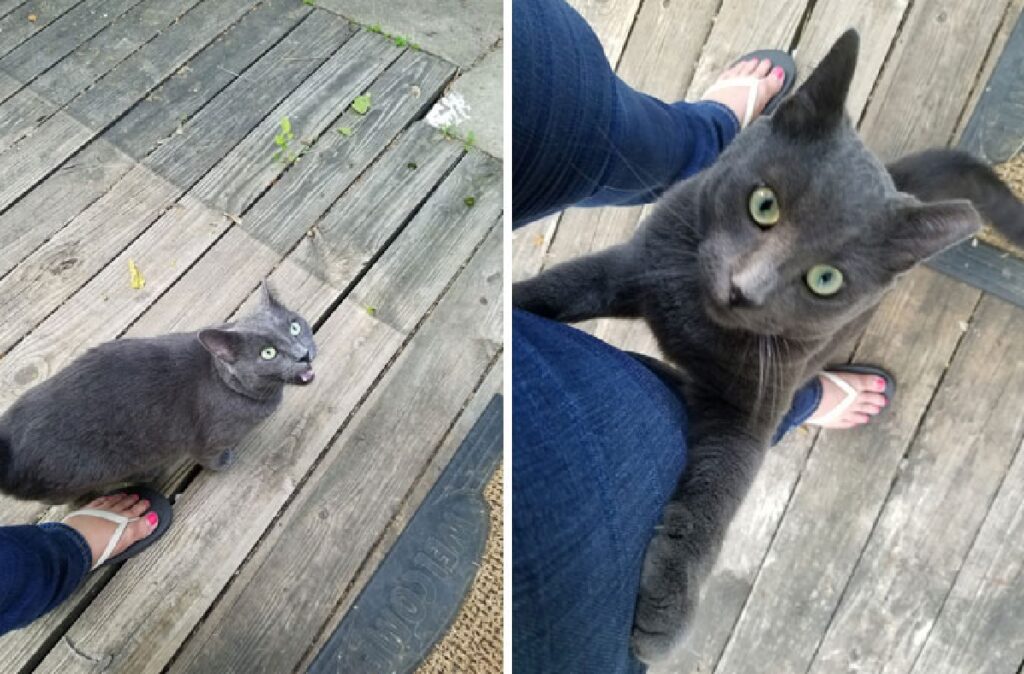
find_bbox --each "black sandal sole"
[98,485,173,568]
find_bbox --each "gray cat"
[0,282,317,504]
[513,30,1024,664]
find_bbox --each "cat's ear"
[259,280,284,311]
[198,329,245,363]
[883,199,982,273]
[772,29,858,140]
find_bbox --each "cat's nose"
[299,350,311,363]
[728,283,754,308]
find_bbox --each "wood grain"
[0,0,264,213]
[859,0,1015,160]
[0,0,308,279]
[0,10,351,358]
[126,50,456,336]
[0,0,80,62]
[569,0,643,67]
[808,295,1024,673]
[793,0,910,120]
[910,438,1024,673]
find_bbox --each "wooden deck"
[0,1,501,672]
[512,0,1024,672]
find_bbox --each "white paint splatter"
[426,91,471,129]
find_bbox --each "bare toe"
[753,58,772,77]
[126,498,150,518]
[110,513,158,558]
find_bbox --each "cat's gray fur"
[513,30,1024,664]
[0,282,317,504]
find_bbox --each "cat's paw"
[215,449,237,470]
[199,449,236,472]
[631,510,703,665]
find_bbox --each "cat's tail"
[888,149,1024,248]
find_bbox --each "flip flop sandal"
[703,49,798,128]
[806,364,897,427]
[61,485,173,570]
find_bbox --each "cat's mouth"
[295,366,315,385]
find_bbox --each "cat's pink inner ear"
[886,199,982,271]
[198,329,240,363]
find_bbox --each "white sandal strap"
[62,508,138,570]
[703,76,761,128]
[806,371,858,427]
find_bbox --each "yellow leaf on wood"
[128,259,145,290]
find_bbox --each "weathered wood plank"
[0,0,80,62]
[807,295,1024,673]
[569,0,643,67]
[167,227,501,674]
[0,124,463,671]
[793,0,910,120]
[910,438,1024,674]
[714,269,981,673]
[954,0,1024,149]
[0,11,356,526]
[235,125,467,323]
[0,0,204,151]
[0,10,350,359]
[511,215,557,282]
[0,0,264,214]
[32,167,500,674]
[0,0,145,104]
[297,361,503,673]
[0,0,308,279]
[126,51,456,336]
[859,0,1015,160]
[0,0,30,22]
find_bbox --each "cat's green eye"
[260,346,277,360]
[289,321,301,336]
[748,186,780,227]
[805,264,844,296]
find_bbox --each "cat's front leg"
[631,410,767,665]
[513,244,641,322]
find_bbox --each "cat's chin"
[294,367,315,385]
[702,298,786,337]
[702,296,745,331]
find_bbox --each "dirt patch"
[983,152,1024,257]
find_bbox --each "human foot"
[63,493,159,568]
[806,371,889,429]
[702,56,787,128]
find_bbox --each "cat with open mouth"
[0,281,317,504]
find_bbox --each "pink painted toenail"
[146,512,158,526]
[772,66,784,79]
[876,377,886,390]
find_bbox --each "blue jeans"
[511,0,821,671]
[0,523,91,636]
